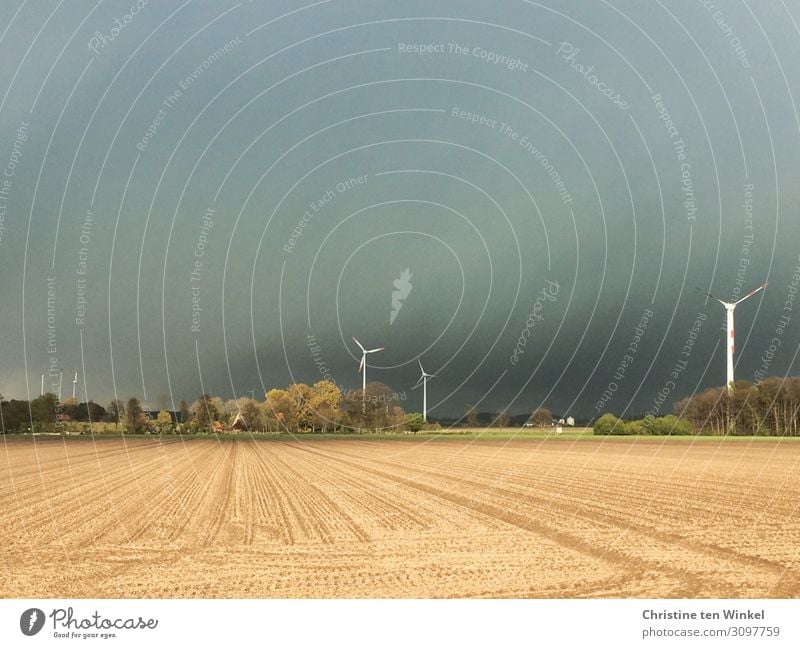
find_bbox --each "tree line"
[0,379,432,435]
[594,377,800,436]
[675,377,800,436]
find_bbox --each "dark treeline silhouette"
[0,394,109,433]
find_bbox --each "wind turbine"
[352,337,384,406]
[699,282,767,390]
[412,359,437,422]
[72,372,78,400]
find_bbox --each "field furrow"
[2,436,799,598]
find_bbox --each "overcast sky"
[1,0,799,418]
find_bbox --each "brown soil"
[2,436,799,598]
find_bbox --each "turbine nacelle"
[353,337,384,373]
[412,359,437,389]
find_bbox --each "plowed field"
[2,436,799,598]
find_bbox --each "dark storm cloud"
[1,0,798,419]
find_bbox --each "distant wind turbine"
[412,359,437,422]
[72,372,78,400]
[352,337,384,407]
[699,282,767,390]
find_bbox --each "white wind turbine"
[72,372,78,400]
[352,337,384,406]
[700,282,767,391]
[412,359,437,422]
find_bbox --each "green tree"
[312,380,342,409]
[75,401,106,423]
[651,414,693,435]
[240,398,264,431]
[405,412,424,433]
[265,388,297,432]
[60,397,79,421]
[593,413,622,435]
[341,388,366,430]
[156,410,174,434]
[125,397,148,434]
[191,394,221,432]
[209,396,226,424]
[1,399,30,432]
[623,419,644,435]
[309,380,342,432]
[287,383,315,430]
[30,393,57,424]
[259,401,282,431]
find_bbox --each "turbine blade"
[418,359,425,373]
[358,355,365,373]
[366,347,384,353]
[695,286,727,306]
[411,377,424,390]
[352,337,365,352]
[734,282,768,305]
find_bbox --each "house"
[231,412,248,431]
[213,421,224,434]
[566,416,575,426]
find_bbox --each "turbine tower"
[72,372,78,400]
[352,337,384,407]
[412,359,437,422]
[701,282,767,390]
